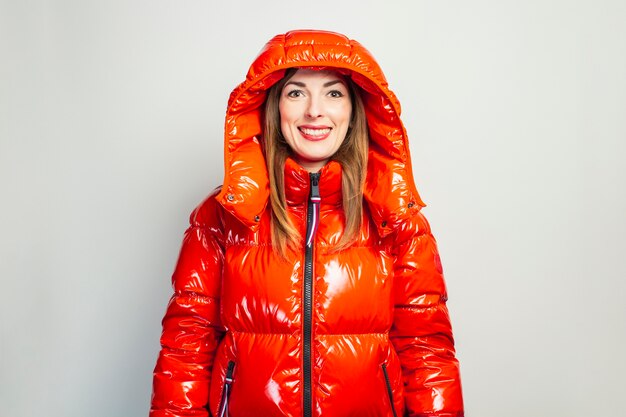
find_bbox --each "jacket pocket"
[381,363,398,417]
[216,360,236,417]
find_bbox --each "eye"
[328,90,345,98]
[286,89,304,98]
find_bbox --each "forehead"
[286,68,347,84]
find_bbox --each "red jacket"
[151,30,464,417]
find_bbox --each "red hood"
[216,29,426,238]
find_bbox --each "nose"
[305,97,323,118]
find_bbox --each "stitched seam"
[229,331,389,336]
[175,291,220,301]
[396,304,438,308]
[224,242,387,249]
[230,330,295,335]
[319,332,389,336]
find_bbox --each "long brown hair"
[263,68,369,257]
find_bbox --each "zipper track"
[303,172,320,417]
[217,360,235,417]
[381,363,398,417]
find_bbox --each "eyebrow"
[284,80,345,88]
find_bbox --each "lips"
[298,126,332,141]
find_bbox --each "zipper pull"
[310,172,320,203]
[306,173,321,247]
[225,360,235,384]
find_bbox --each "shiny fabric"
[151,30,463,417]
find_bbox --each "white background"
[1,1,625,416]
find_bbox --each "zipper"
[217,360,235,417]
[303,172,320,417]
[381,363,398,417]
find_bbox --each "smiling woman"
[150,30,464,417]
[278,69,353,172]
[263,67,369,255]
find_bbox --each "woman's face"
[279,69,352,172]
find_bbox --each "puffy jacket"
[150,30,464,417]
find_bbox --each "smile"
[298,127,332,141]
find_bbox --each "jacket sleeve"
[150,194,226,417]
[390,210,464,417]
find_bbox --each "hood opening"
[216,30,426,237]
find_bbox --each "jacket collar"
[284,158,343,207]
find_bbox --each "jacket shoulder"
[391,207,433,244]
[188,186,225,230]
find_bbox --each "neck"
[292,157,328,173]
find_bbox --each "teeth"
[300,127,331,136]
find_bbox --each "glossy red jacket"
[150,30,464,417]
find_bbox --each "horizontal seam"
[229,331,389,336]
[225,243,273,248]
[161,341,223,355]
[394,304,440,310]
[284,41,352,48]
[174,292,220,301]
[224,243,387,249]
[319,333,388,336]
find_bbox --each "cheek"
[330,103,352,126]
[278,103,292,138]
[278,101,298,125]
[334,105,352,145]
[279,117,293,138]
[344,103,353,124]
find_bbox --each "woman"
[150,30,464,417]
